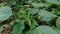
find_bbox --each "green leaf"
[28,8,39,15]
[31,3,45,8]
[0,6,12,23]
[55,28,60,34]
[55,9,60,15]
[0,26,3,32]
[56,11,60,14]
[13,19,25,34]
[26,26,57,34]
[46,0,59,4]
[44,3,52,7]
[56,17,60,29]
[9,1,16,6]
[32,20,38,26]
[28,0,33,3]
[38,9,57,21]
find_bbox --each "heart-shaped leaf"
[38,9,57,21]
[26,26,57,34]
[0,6,12,23]
[13,19,25,34]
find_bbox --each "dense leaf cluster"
[0,0,60,34]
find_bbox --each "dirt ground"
[0,20,13,34]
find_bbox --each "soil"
[0,20,13,34]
